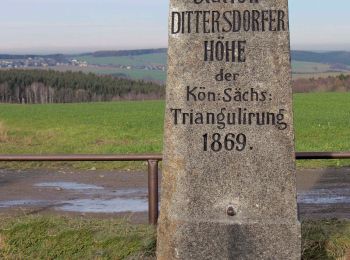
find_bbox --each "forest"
[0,69,165,104]
[0,69,348,104]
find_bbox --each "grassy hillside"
[74,53,167,82]
[292,61,333,74]
[77,53,167,67]
[0,92,349,169]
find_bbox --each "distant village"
[0,57,87,69]
[0,57,166,72]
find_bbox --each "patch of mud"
[0,200,48,208]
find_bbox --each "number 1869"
[203,133,247,152]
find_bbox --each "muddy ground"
[0,167,349,223]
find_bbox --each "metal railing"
[0,152,349,225]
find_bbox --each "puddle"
[0,197,148,213]
[57,198,148,213]
[298,188,350,204]
[34,182,104,190]
[34,182,147,197]
[0,182,148,214]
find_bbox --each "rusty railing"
[0,152,349,225]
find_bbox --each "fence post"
[148,160,159,225]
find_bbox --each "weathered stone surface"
[158,0,301,259]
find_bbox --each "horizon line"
[0,47,350,56]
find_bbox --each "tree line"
[293,74,350,93]
[0,70,165,104]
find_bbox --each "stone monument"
[158,0,301,259]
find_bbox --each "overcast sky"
[0,0,349,54]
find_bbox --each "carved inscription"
[168,0,290,152]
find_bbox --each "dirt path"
[0,167,349,222]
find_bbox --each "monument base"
[157,219,301,260]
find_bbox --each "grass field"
[0,215,349,259]
[0,92,349,169]
[0,101,164,170]
[294,92,350,168]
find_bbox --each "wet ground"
[297,167,350,219]
[0,169,150,223]
[0,167,349,222]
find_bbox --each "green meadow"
[0,92,349,169]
